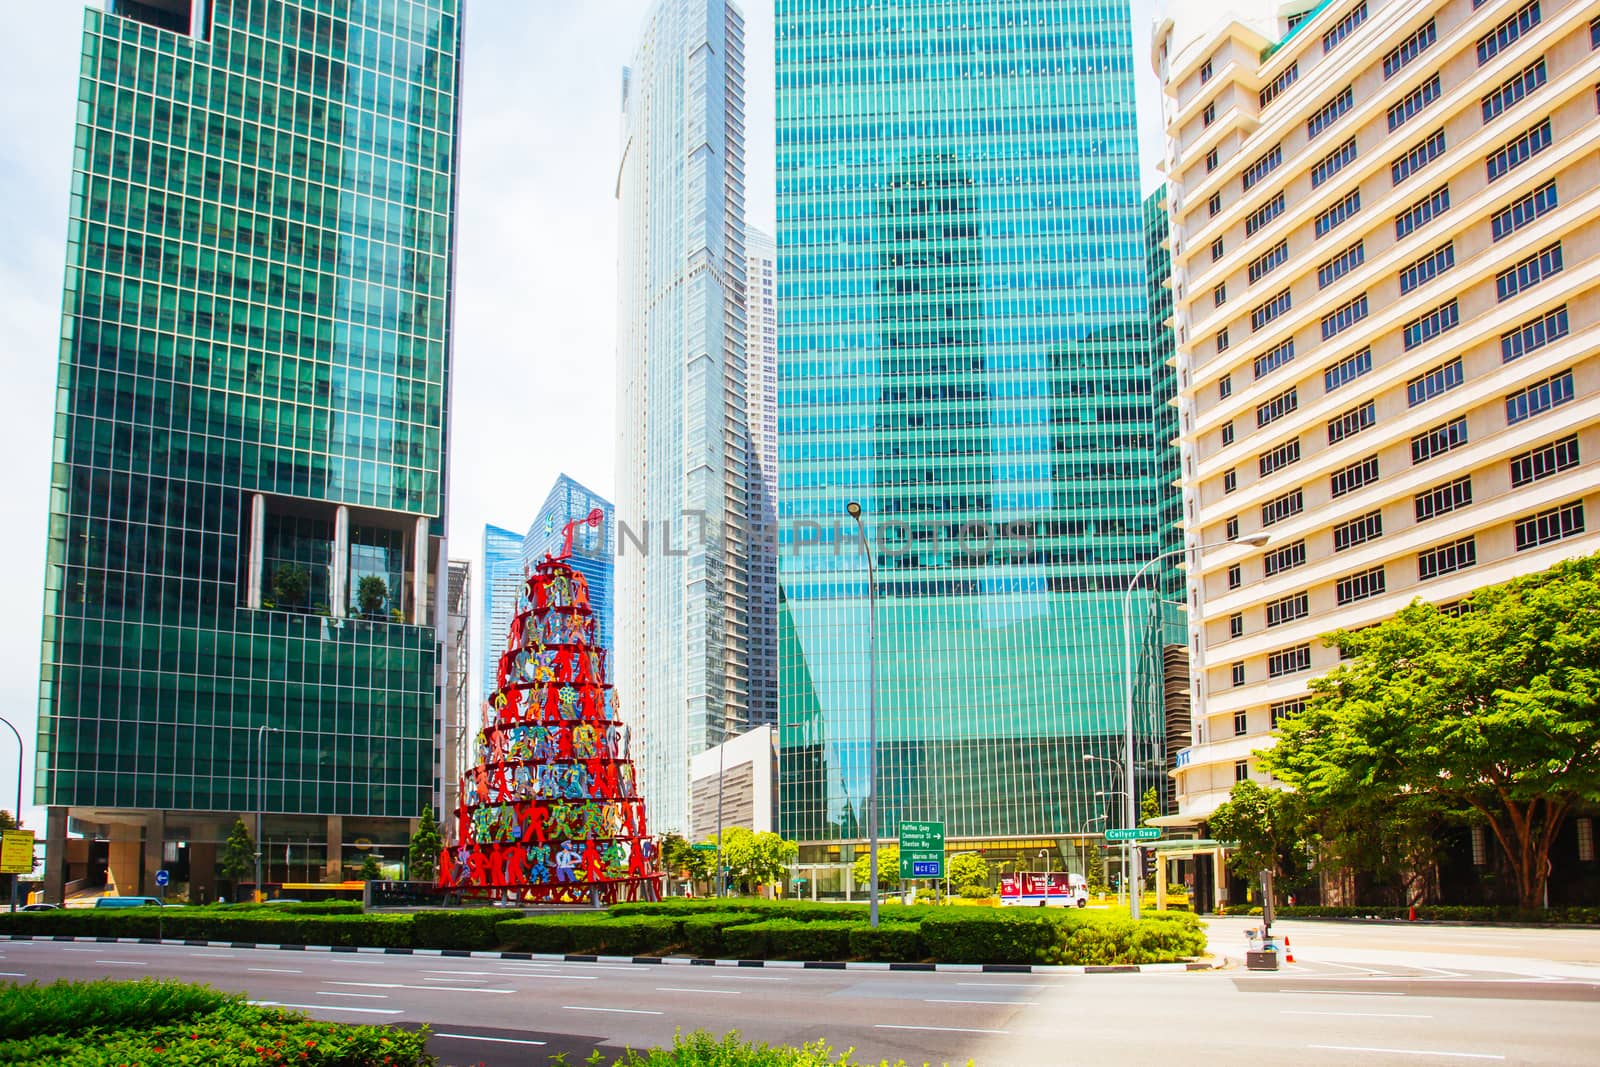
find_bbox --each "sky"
[0,0,1237,829]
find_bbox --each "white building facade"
[744,228,778,728]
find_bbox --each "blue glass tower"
[776,0,1169,852]
[480,525,524,702]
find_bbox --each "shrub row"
[1274,905,1600,924]
[610,1030,945,1066]
[0,909,414,947]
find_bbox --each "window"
[1388,74,1441,131]
[1419,536,1477,580]
[1502,305,1567,362]
[1219,374,1233,400]
[1208,191,1222,217]
[1505,370,1574,425]
[1384,19,1436,79]
[1515,500,1585,550]
[1246,193,1286,237]
[1307,87,1354,140]
[1231,661,1246,687]
[1264,540,1306,577]
[1203,100,1216,127]
[1201,58,1214,84]
[1411,416,1468,464]
[1271,698,1307,725]
[1593,14,1599,48]
[1217,327,1231,354]
[1483,59,1546,123]
[1395,184,1450,239]
[1266,592,1309,627]
[1510,434,1579,487]
[1252,289,1291,331]
[1486,119,1551,182]
[1260,62,1299,109]
[1222,422,1235,446]
[1248,240,1289,284]
[1254,338,1295,379]
[1224,468,1238,494]
[1391,128,1445,184]
[1492,180,1557,241]
[1321,293,1368,340]
[1226,515,1240,541]
[1206,147,1219,173]
[1268,644,1312,678]
[1333,510,1383,551]
[1398,242,1454,295]
[1315,189,1361,239]
[1323,2,1367,53]
[1495,242,1562,301]
[1330,454,1379,498]
[1311,137,1358,189]
[1228,563,1242,589]
[1229,613,1243,638]
[1402,299,1459,350]
[1324,348,1372,392]
[1234,710,1249,736]
[1327,401,1376,444]
[1407,357,1463,406]
[1211,237,1225,261]
[1242,144,1283,191]
[1259,439,1301,478]
[1317,241,1365,289]
[1415,475,1472,522]
[1235,760,1250,783]
[1214,283,1228,307]
[1336,566,1386,605]
[1261,488,1304,528]
[1256,387,1298,428]
[1478,1,1540,66]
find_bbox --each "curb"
[4,934,1218,974]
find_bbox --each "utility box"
[1246,949,1280,971]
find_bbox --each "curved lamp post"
[845,501,880,929]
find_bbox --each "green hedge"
[496,913,686,955]
[412,907,523,950]
[722,919,856,961]
[1275,905,1600,924]
[918,910,1061,964]
[847,922,927,963]
[0,909,414,947]
[612,1030,927,1066]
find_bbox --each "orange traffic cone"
[1284,937,1296,964]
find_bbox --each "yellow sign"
[1,830,35,875]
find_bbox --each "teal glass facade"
[1145,186,1185,603]
[38,1,460,823]
[776,0,1170,845]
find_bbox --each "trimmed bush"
[722,919,855,961]
[847,922,927,963]
[612,1030,923,1066]
[413,907,523,950]
[0,978,234,1039]
[919,910,1058,964]
[680,911,761,958]
[496,913,683,955]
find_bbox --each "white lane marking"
[95,960,148,966]
[1282,1010,1433,1019]
[564,1005,664,1016]
[1283,989,1407,997]
[1308,1045,1503,1060]
[248,967,303,974]
[0,972,24,978]
[925,998,1038,1006]
[423,970,505,976]
[656,986,742,995]
[327,980,514,995]
[876,1024,1009,1036]
[1303,960,1390,975]
[250,1000,402,1016]
[189,953,238,959]
[955,981,1054,988]
[62,948,97,953]
[435,1034,548,1046]
[495,973,599,981]
[316,991,390,999]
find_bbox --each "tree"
[947,852,989,892]
[359,853,382,881]
[714,827,798,895]
[1086,845,1107,894]
[219,818,256,891]
[357,575,389,617]
[1264,553,1600,910]
[1140,786,1161,824]
[1206,780,1314,902]
[852,843,900,891]
[270,563,310,610]
[407,805,442,882]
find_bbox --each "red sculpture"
[442,554,661,903]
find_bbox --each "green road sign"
[691,844,718,851]
[1104,827,1161,842]
[898,821,945,879]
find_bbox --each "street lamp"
[253,724,283,903]
[1121,533,1270,920]
[0,716,23,913]
[845,500,880,930]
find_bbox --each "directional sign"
[1105,827,1161,842]
[0,830,34,875]
[898,821,945,879]
[155,870,170,887]
[910,860,940,878]
[691,844,718,852]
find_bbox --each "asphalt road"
[2,918,1598,1066]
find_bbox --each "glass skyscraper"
[480,524,524,702]
[37,0,461,901]
[776,0,1170,855]
[615,0,750,834]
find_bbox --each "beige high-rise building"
[1154,0,1600,825]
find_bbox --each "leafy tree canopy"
[219,818,256,886]
[407,805,442,881]
[706,827,798,894]
[1206,780,1314,899]
[359,853,382,881]
[947,852,989,891]
[852,843,900,891]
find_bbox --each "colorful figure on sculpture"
[444,539,661,903]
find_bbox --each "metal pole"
[847,502,879,930]
[255,724,265,904]
[0,716,22,826]
[715,726,725,898]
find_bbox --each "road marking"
[316,991,390,999]
[1308,1045,1503,1060]
[656,986,741,995]
[1283,1010,1432,1019]
[955,981,1050,987]
[248,967,303,974]
[328,981,514,995]
[250,1000,402,1016]
[0,972,24,978]
[925,998,1037,1006]
[424,969,505,976]
[563,1005,664,1016]
[713,975,789,982]
[495,973,599,981]
[95,960,148,966]
[190,953,238,959]
[1284,990,1407,997]
[435,1034,549,1047]
[876,1024,1009,1036]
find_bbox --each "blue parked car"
[94,896,165,908]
